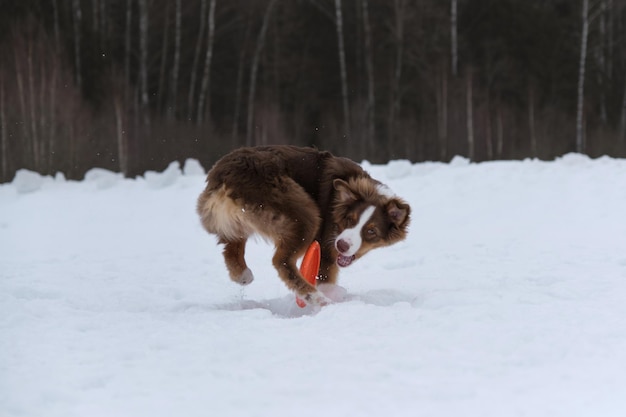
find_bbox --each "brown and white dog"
[197,145,410,306]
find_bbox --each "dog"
[197,145,410,306]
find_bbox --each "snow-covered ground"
[2,154,626,417]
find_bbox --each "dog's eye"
[365,227,378,238]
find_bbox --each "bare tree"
[92,0,99,32]
[187,0,208,121]
[576,0,589,153]
[169,0,182,119]
[124,0,132,98]
[72,0,83,89]
[528,82,537,157]
[197,0,217,125]
[451,0,458,76]
[466,69,474,161]
[335,0,351,137]
[246,0,278,146]
[619,77,626,144]
[114,92,129,176]
[157,1,171,114]
[52,0,61,50]
[138,0,149,124]
[27,38,39,168]
[435,62,448,160]
[388,0,406,156]
[595,0,608,125]
[362,0,375,153]
[0,73,6,181]
[232,17,252,141]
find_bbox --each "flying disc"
[296,240,321,308]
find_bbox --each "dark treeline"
[1,0,625,182]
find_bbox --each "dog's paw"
[304,290,332,307]
[232,268,254,286]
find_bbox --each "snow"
[2,154,626,417]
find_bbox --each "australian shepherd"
[197,145,411,306]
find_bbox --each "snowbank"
[2,154,626,417]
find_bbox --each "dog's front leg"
[272,247,331,306]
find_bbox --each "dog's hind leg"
[221,238,254,285]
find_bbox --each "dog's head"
[331,178,410,268]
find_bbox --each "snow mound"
[183,158,206,176]
[84,168,122,189]
[449,155,470,166]
[144,161,181,188]
[385,159,412,179]
[12,169,44,194]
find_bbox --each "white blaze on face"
[335,205,376,257]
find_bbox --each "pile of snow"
[2,155,626,417]
[12,169,45,194]
[144,160,182,188]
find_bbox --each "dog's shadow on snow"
[213,286,420,318]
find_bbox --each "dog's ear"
[333,179,358,203]
[387,199,410,228]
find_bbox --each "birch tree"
[124,0,132,100]
[0,74,6,181]
[362,0,375,153]
[388,0,406,155]
[466,70,474,161]
[576,0,589,153]
[197,0,217,125]
[72,0,83,89]
[451,0,458,77]
[246,0,278,146]
[335,0,351,137]
[138,0,149,124]
[187,0,208,121]
[169,0,182,119]
[620,81,626,141]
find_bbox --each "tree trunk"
[576,0,589,153]
[72,0,83,89]
[138,0,149,124]
[362,0,375,154]
[92,0,99,32]
[169,0,182,119]
[246,0,278,146]
[124,0,132,101]
[232,20,252,141]
[451,0,458,77]
[466,70,474,161]
[187,0,208,121]
[114,95,129,176]
[619,80,626,145]
[27,39,39,169]
[157,1,171,115]
[388,0,406,157]
[597,0,607,125]
[436,63,448,161]
[197,0,217,125]
[0,75,7,182]
[335,0,351,138]
[486,94,493,160]
[497,100,504,158]
[529,82,537,158]
[52,0,61,50]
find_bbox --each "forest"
[0,0,625,182]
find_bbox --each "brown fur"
[197,145,410,305]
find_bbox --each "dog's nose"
[336,239,350,253]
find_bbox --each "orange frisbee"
[296,240,321,308]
